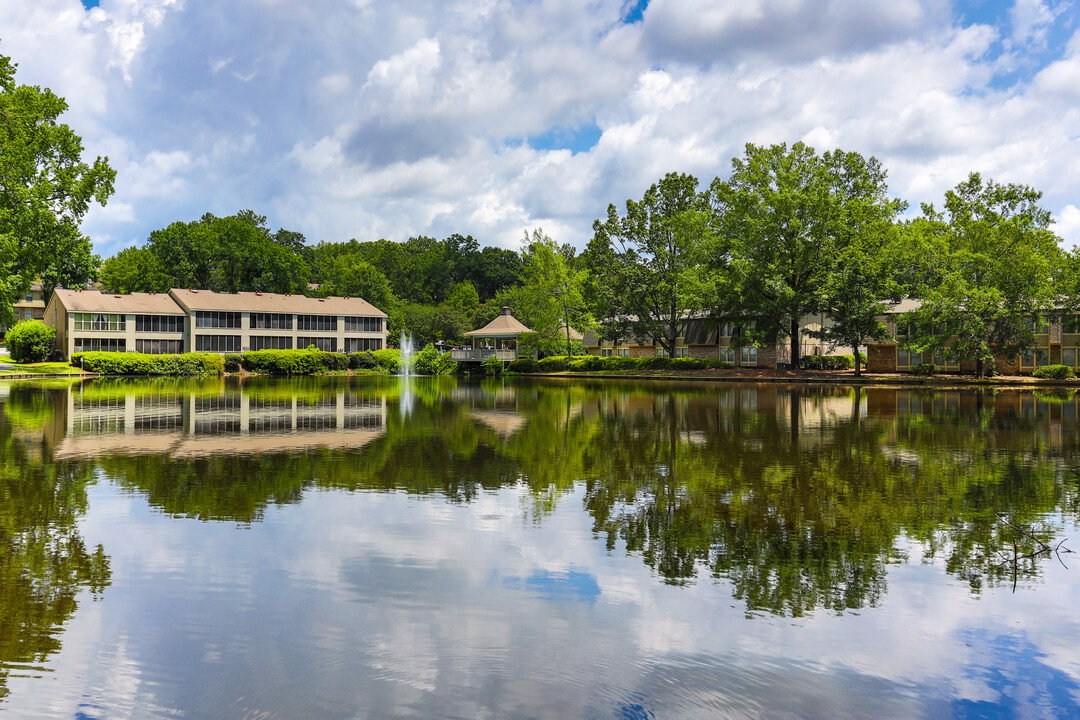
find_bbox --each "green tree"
[3,319,55,362]
[712,143,897,366]
[517,229,590,357]
[803,151,907,375]
[99,246,170,293]
[591,172,711,355]
[446,280,480,321]
[903,173,1063,376]
[323,256,396,312]
[0,47,115,327]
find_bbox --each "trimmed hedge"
[239,348,350,375]
[72,352,224,376]
[1033,364,1075,380]
[348,351,380,370]
[522,355,735,373]
[224,354,243,373]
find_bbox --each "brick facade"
[688,345,717,360]
[756,346,778,369]
[867,344,896,372]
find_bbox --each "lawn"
[0,361,85,376]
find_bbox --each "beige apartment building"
[44,288,388,360]
[2,282,46,332]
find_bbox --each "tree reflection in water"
[3,377,1079,650]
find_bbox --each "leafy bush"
[1033,364,1075,380]
[507,358,539,373]
[537,356,569,372]
[4,320,55,363]
[224,354,243,373]
[911,362,939,376]
[320,351,350,372]
[241,349,325,375]
[481,354,503,376]
[413,343,456,375]
[569,355,605,371]
[802,355,854,370]
[72,351,224,375]
[371,349,402,374]
[348,351,379,370]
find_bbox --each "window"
[297,315,336,331]
[73,313,125,331]
[74,338,126,353]
[251,313,292,330]
[136,315,184,333]
[741,347,758,365]
[1065,315,1080,334]
[601,348,613,357]
[897,349,922,367]
[136,339,183,354]
[195,311,241,328]
[344,316,382,333]
[25,293,33,302]
[719,323,735,337]
[1066,348,1077,367]
[195,335,241,352]
[617,348,629,357]
[1029,316,1050,335]
[343,338,381,352]
[251,336,293,350]
[298,336,337,351]
[674,347,688,358]
[655,346,669,358]
[720,348,736,364]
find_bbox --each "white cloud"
[1054,204,1080,248]
[0,0,1077,258]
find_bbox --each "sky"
[1,0,1078,258]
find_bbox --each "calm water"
[2,376,1079,719]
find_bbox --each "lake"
[1,376,1079,719]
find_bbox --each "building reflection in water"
[50,380,387,460]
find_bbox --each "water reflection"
[2,378,1080,716]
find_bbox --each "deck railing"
[450,348,518,362]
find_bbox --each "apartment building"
[2,282,46,332]
[44,288,388,360]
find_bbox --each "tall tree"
[903,173,1064,376]
[322,256,396,312]
[592,172,711,355]
[0,46,115,326]
[804,151,907,375]
[99,246,170,294]
[712,142,891,366]
[516,229,590,357]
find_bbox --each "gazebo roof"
[465,307,535,337]
[557,323,584,341]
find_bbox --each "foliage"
[4,320,55,362]
[389,302,470,347]
[515,228,591,357]
[98,246,170,294]
[0,47,114,326]
[911,363,939,376]
[506,358,539,373]
[712,143,903,371]
[239,349,354,375]
[802,355,857,371]
[347,351,380,370]
[903,173,1063,377]
[590,172,712,355]
[72,351,224,375]
[481,354,504,376]
[413,343,457,375]
[318,255,396,312]
[370,349,403,374]
[223,354,243,373]
[1032,364,1075,380]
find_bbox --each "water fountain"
[399,331,414,417]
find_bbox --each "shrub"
[802,355,854,370]
[1033,364,1075,380]
[348,351,379,370]
[481,354,503,376]
[911,362,939,376]
[241,349,324,375]
[318,351,350,372]
[71,351,223,376]
[371,349,402,374]
[507,358,538,373]
[4,320,55,363]
[537,356,569,372]
[568,355,605,371]
[224,354,243,373]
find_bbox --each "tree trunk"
[790,316,801,370]
[976,357,984,378]
[852,341,862,377]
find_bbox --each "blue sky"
[4,0,1080,255]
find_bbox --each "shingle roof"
[51,289,187,315]
[465,309,535,336]
[168,289,387,317]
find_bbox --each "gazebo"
[452,307,535,362]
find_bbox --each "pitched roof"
[50,289,187,315]
[168,289,387,317]
[465,309,535,336]
[557,323,584,341]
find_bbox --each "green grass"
[0,361,85,376]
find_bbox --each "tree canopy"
[0,46,114,324]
